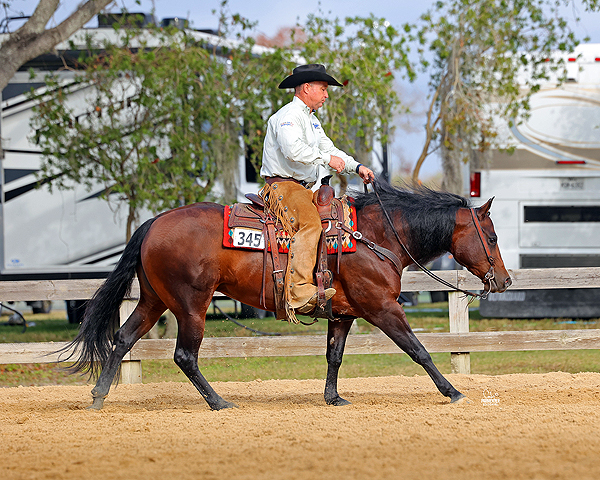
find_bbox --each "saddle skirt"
[222,193,358,254]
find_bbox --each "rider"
[260,64,375,320]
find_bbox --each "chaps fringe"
[260,183,296,236]
[260,183,299,324]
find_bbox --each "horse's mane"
[352,181,471,261]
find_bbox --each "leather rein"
[370,182,495,300]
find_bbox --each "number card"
[231,228,265,249]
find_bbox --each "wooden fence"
[1,267,600,383]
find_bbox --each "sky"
[3,0,600,178]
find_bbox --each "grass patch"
[0,311,80,343]
[2,349,599,388]
[141,349,600,383]
[0,302,599,387]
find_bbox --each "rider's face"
[304,81,329,111]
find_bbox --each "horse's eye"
[488,236,497,246]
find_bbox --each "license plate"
[231,228,265,249]
[560,177,584,191]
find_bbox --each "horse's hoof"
[87,397,105,411]
[450,394,473,405]
[210,400,238,411]
[326,396,351,406]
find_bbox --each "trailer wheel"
[30,300,52,314]
[66,300,87,324]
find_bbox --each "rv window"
[524,206,600,222]
[521,254,600,268]
[2,83,46,101]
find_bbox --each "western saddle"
[229,176,347,321]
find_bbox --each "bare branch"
[18,0,60,34]
[0,0,113,92]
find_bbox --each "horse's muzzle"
[487,270,512,293]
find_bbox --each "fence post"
[119,300,142,384]
[448,291,470,374]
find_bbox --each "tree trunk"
[440,151,464,195]
[412,79,444,184]
[163,310,178,338]
[126,203,137,242]
[338,174,348,195]
[0,0,113,93]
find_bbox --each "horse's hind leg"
[88,299,165,410]
[369,305,466,403]
[171,305,236,410]
[324,319,354,406]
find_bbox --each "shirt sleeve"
[317,127,360,175]
[275,111,330,167]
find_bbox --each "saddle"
[224,177,356,321]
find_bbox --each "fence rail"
[1,267,600,381]
[0,267,598,302]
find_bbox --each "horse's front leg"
[324,319,354,406]
[368,304,468,403]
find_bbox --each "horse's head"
[451,197,512,293]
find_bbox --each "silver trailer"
[1,15,384,318]
[470,43,600,317]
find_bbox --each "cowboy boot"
[296,288,336,314]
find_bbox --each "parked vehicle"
[469,43,600,317]
[1,14,384,319]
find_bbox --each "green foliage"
[31,24,245,239]
[29,4,414,229]
[410,0,581,192]
[581,0,599,10]
[226,43,292,177]
[14,0,600,227]
[300,13,414,189]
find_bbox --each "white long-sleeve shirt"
[260,96,359,184]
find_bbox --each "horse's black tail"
[57,217,157,378]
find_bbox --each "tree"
[29,9,299,239]
[29,2,417,239]
[30,26,240,240]
[410,0,585,193]
[228,44,293,181]
[0,0,113,94]
[299,13,414,191]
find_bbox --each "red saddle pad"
[222,198,358,254]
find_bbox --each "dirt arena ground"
[1,372,599,480]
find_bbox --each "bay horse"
[61,182,512,410]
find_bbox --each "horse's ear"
[477,197,495,217]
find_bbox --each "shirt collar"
[292,95,313,115]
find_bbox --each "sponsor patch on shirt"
[312,122,321,129]
[280,121,294,127]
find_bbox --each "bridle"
[469,207,496,289]
[372,182,496,299]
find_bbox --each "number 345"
[232,228,265,249]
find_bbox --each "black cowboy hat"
[278,64,343,89]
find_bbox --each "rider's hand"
[328,155,345,173]
[358,165,375,184]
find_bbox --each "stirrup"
[296,288,336,314]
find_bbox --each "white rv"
[470,43,600,317]
[1,15,385,317]
[0,15,264,317]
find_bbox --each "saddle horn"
[321,175,333,186]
